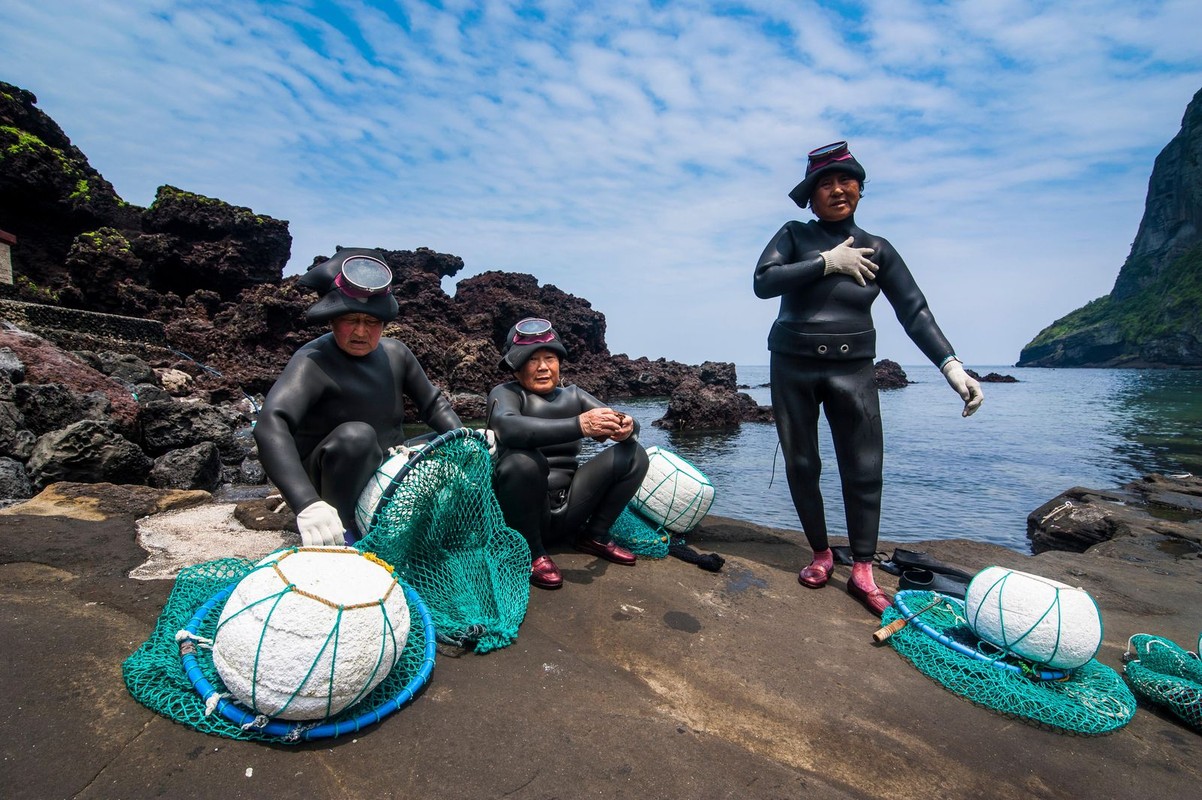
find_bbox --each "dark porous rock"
[149,442,222,492]
[234,496,298,532]
[237,457,266,486]
[0,329,140,434]
[0,456,33,500]
[92,351,156,385]
[609,356,698,397]
[140,185,290,300]
[874,359,909,389]
[698,361,737,390]
[26,419,153,489]
[62,228,154,316]
[654,377,745,432]
[0,347,25,382]
[0,399,35,461]
[139,398,240,461]
[440,338,499,396]
[1027,473,1202,559]
[0,83,135,293]
[13,382,110,436]
[449,392,488,422]
[736,391,774,423]
[133,382,173,404]
[967,369,1018,383]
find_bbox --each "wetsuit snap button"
[840,344,850,353]
[817,345,828,354]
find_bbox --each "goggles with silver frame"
[512,317,556,345]
[334,255,393,299]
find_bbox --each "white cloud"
[2,0,1200,366]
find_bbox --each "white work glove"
[484,428,497,456]
[820,236,877,286]
[295,500,345,547]
[941,359,984,417]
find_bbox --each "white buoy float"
[964,566,1102,670]
[355,450,412,534]
[630,446,715,534]
[211,546,410,720]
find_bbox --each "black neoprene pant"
[492,439,650,558]
[770,354,883,562]
[302,421,384,533]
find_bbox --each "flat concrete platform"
[0,486,1199,800]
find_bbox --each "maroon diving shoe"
[846,578,891,616]
[574,537,637,566]
[530,555,563,589]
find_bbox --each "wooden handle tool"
[872,597,943,643]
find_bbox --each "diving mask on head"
[512,317,556,345]
[334,255,393,298]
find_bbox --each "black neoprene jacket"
[254,333,461,513]
[487,381,640,490]
[753,216,955,365]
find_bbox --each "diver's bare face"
[810,172,861,222]
[516,349,560,395]
[331,313,383,357]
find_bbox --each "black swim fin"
[883,548,973,582]
[898,567,970,599]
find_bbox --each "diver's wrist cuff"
[939,355,961,370]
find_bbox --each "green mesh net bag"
[122,555,435,742]
[883,590,1136,735]
[610,505,670,557]
[355,428,530,653]
[1123,634,1202,732]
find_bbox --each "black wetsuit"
[254,333,462,530]
[754,215,955,561]
[487,381,649,557]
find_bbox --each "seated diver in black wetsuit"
[754,141,983,616]
[254,248,463,547]
[488,318,650,590]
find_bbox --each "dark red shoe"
[574,537,637,566]
[847,578,891,617]
[530,555,563,589]
[798,560,833,588]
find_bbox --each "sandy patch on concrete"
[131,503,292,580]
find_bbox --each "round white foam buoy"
[964,566,1102,670]
[631,446,715,534]
[212,547,410,720]
[355,451,412,534]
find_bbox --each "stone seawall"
[0,298,170,358]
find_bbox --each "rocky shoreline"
[1,482,1199,798]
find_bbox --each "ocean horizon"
[602,365,1202,553]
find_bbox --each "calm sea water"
[602,366,1202,553]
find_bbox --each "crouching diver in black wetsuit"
[753,141,984,617]
[254,248,462,547]
[488,318,650,590]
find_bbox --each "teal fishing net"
[883,590,1136,735]
[1123,634,1202,732]
[609,506,670,558]
[355,429,530,653]
[122,556,434,742]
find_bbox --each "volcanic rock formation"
[1018,86,1202,368]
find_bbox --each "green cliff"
[1018,86,1202,368]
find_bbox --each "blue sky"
[3,0,1201,367]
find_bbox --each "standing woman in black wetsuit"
[488,318,650,590]
[754,141,983,616]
